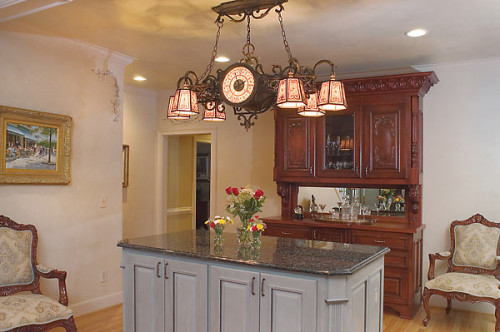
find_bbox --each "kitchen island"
[118,230,389,332]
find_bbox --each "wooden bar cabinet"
[266,71,438,319]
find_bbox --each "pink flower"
[254,189,264,199]
[225,186,232,195]
[252,226,258,231]
[232,187,239,196]
[210,223,215,228]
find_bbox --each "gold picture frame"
[0,105,72,184]
[122,144,129,187]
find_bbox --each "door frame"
[155,128,217,235]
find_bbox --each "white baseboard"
[71,291,123,317]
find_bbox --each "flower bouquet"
[247,217,267,249]
[225,185,266,246]
[205,216,233,246]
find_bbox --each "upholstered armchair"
[422,214,500,331]
[0,215,76,331]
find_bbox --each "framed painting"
[122,144,129,187]
[0,105,72,184]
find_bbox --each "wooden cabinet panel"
[383,268,409,304]
[362,103,409,179]
[264,223,311,239]
[275,111,315,179]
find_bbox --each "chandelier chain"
[199,19,224,82]
[276,8,294,63]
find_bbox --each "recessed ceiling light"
[406,29,427,38]
[133,75,147,81]
[215,56,230,63]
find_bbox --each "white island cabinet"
[119,231,389,332]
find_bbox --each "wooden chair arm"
[35,264,69,306]
[428,252,451,280]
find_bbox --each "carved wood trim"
[277,182,290,206]
[411,142,418,168]
[408,185,420,214]
[343,72,439,96]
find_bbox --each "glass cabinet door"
[317,109,360,178]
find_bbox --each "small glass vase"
[251,231,262,249]
[236,227,250,247]
[213,227,224,246]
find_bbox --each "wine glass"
[319,204,326,213]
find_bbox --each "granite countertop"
[118,230,389,276]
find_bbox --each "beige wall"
[166,135,194,232]
[417,59,500,314]
[0,32,131,315]
[122,86,158,239]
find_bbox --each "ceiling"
[0,0,499,91]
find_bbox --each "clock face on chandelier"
[220,63,258,106]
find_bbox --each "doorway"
[162,132,214,234]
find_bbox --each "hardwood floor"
[53,304,495,331]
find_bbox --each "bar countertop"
[118,230,389,276]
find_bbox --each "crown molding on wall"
[0,0,73,23]
[413,57,500,72]
[1,31,136,69]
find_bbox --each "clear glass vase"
[251,231,262,249]
[213,225,224,247]
[236,227,250,247]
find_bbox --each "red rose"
[254,189,264,199]
[210,223,215,228]
[252,226,258,231]
[225,186,232,194]
[232,187,239,196]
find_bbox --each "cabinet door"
[362,102,409,179]
[259,273,317,332]
[123,252,164,332]
[275,110,315,179]
[165,259,208,332]
[316,109,361,178]
[209,266,259,332]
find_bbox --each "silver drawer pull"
[325,298,348,305]
[282,232,292,236]
[373,240,385,244]
[164,262,169,279]
[156,262,161,278]
[251,277,256,296]
[261,278,266,297]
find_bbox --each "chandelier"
[167,0,347,130]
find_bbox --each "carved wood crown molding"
[343,72,439,96]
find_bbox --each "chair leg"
[63,316,77,332]
[446,298,452,314]
[496,306,500,332]
[422,288,431,327]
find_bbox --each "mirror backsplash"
[298,186,406,217]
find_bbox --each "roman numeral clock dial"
[220,63,258,106]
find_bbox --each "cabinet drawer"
[385,250,410,269]
[351,230,411,250]
[314,228,348,243]
[264,224,312,239]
